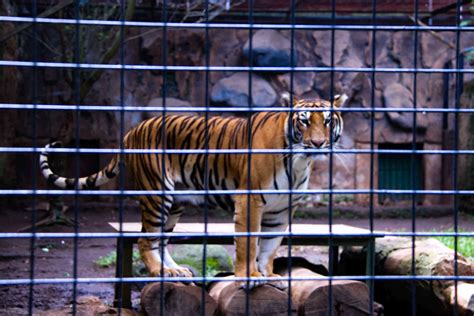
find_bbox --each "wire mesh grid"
[0,0,474,315]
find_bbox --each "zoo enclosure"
[0,0,474,315]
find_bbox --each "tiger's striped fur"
[40,94,346,287]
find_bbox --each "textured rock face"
[243,29,297,67]
[6,10,474,205]
[383,82,428,131]
[210,72,277,107]
[0,0,20,190]
[145,97,194,119]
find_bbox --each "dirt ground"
[1,201,473,314]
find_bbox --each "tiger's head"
[285,94,347,156]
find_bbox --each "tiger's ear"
[333,94,348,108]
[280,92,299,107]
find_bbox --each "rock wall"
[0,0,20,192]
[84,27,471,205]
[5,21,474,206]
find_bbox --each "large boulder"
[211,73,277,108]
[277,71,315,96]
[313,31,347,66]
[145,97,195,119]
[243,29,297,68]
[170,245,233,277]
[383,82,428,131]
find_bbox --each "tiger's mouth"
[300,143,333,159]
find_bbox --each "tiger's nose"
[311,140,325,148]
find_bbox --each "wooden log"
[340,237,474,316]
[208,277,295,315]
[277,266,383,316]
[141,282,217,316]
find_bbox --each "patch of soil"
[1,200,473,313]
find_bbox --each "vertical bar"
[114,237,133,308]
[72,1,82,314]
[160,2,168,316]
[117,0,127,313]
[411,1,420,315]
[201,0,211,315]
[287,0,296,314]
[246,1,254,314]
[328,0,336,314]
[367,0,380,315]
[368,0,377,313]
[453,1,463,315]
[28,1,38,315]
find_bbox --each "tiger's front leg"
[257,210,291,289]
[234,195,264,288]
[138,197,193,278]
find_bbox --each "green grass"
[94,249,225,277]
[433,229,474,261]
[94,250,140,268]
[172,257,222,277]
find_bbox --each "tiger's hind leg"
[138,196,192,278]
[160,204,193,277]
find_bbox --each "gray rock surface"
[383,82,428,131]
[211,73,277,107]
[145,97,195,119]
[243,29,297,68]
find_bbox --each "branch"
[407,15,455,50]
[0,0,74,43]
[79,0,135,102]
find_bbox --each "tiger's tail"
[39,141,120,189]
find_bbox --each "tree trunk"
[340,237,474,316]
[208,277,294,316]
[278,267,383,316]
[141,282,217,316]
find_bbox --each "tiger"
[39,94,346,288]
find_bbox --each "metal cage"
[1,0,474,315]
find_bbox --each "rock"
[392,32,422,90]
[313,31,349,67]
[170,245,233,276]
[348,73,385,120]
[140,28,207,106]
[339,31,367,88]
[243,29,297,68]
[210,29,247,85]
[39,295,137,316]
[366,31,401,89]
[76,295,102,305]
[277,70,315,95]
[145,97,195,119]
[313,71,343,99]
[383,82,428,131]
[423,143,443,205]
[210,73,277,108]
[420,31,455,69]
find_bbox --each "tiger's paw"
[236,271,265,290]
[265,273,288,290]
[149,266,194,278]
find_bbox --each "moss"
[170,245,234,277]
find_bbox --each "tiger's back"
[123,112,290,211]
